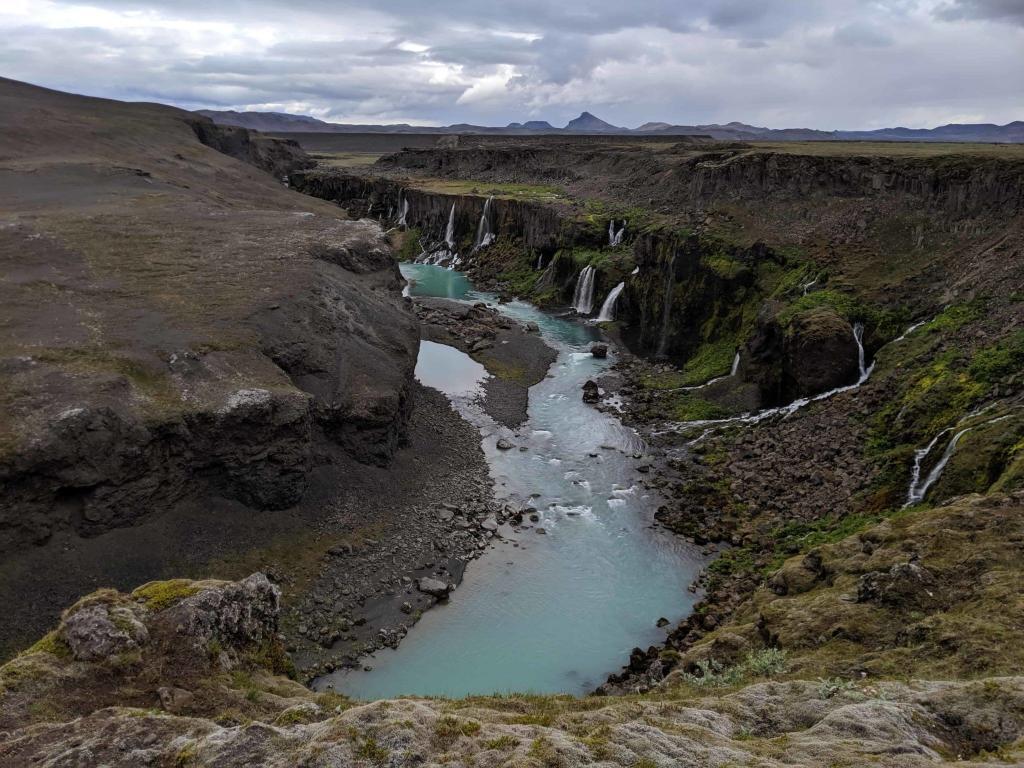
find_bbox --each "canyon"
[1,77,1023,768]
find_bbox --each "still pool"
[314,264,705,699]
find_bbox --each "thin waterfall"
[572,265,596,315]
[904,408,1020,506]
[536,253,544,270]
[905,428,953,506]
[853,322,869,381]
[655,255,677,357]
[660,321,877,439]
[608,219,626,247]
[397,192,409,227]
[596,282,625,322]
[631,266,639,276]
[665,351,741,392]
[444,203,456,250]
[474,196,495,249]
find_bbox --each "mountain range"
[195,109,1024,143]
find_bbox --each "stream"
[315,264,705,699]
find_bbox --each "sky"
[1,0,1022,129]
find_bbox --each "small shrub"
[483,734,518,751]
[355,736,389,764]
[816,677,857,699]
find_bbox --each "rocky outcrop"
[742,304,861,405]
[188,118,314,178]
[0,80,419,554]
[2,569,1023,767]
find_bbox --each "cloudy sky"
[1,0,1022,129]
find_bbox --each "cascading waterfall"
[666,351,741,392]
[853,322,868,379]
[397,192,409,227]
[596,282,625,322]
[572,265,597,315]
[655,255,677,357]
[444,203,456,250]
[608,219,626,247]
[416,203,459,268]
[473,196,496,250]
[660,321,876,441]
[904,428,953,506]
[904,407,1021,506]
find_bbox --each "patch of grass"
[394,227,422,261]
[433,715,482,748]
[483,734,518,751]
[131,579,201,612]
[528,736,564,768]
[355,736,390,764]
[679,339,738,386]
[969,329,1024,384]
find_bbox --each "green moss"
[968,329,1024,383]
[23,631,71,660]
[131,579,201,612]
[679,339,738,386]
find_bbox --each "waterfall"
[474,196,495,250]
[853,322,869,381]
[572,266,596,315]
[596,282,625,322]
[801,277,818,296]
[397,192,409,227]
[904,408,1020,506]
[655,255,677,357]
[608,219,626,247]
[905,428,953,506]
[661,322,877,440]
[444,203,456,250]
[665,351,741,393]
[631,266,639,276]
[536,253,544,270]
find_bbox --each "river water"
[318,263,704,699]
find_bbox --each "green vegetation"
[680,649,788,689]
[411,178,566,202]
[394,227,422,261]
[433,715,482,748]
[354,736,389,764]
[131,579,201,612]
[483,734,518,751]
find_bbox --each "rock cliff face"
[0,78,418,553]
[381,142,1024,217]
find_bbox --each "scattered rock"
[417,577,452,598]
[582,380,600,403]
[590,343,608,358]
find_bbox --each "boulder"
[156,573,280,649]
[417,577,452,598]
[582,380,600,403]
[496,438,514,450]
[590,343,609,358]
[61,600,149,662]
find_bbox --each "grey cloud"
[833,21,895,47]
[936,0,1024,24]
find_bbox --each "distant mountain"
[195,108,1024,143]
[564,111,622,132]
[507,120,556,131]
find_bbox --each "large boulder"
[155,573,280,650]
[60,597,149,662]
[742,303,860,405]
